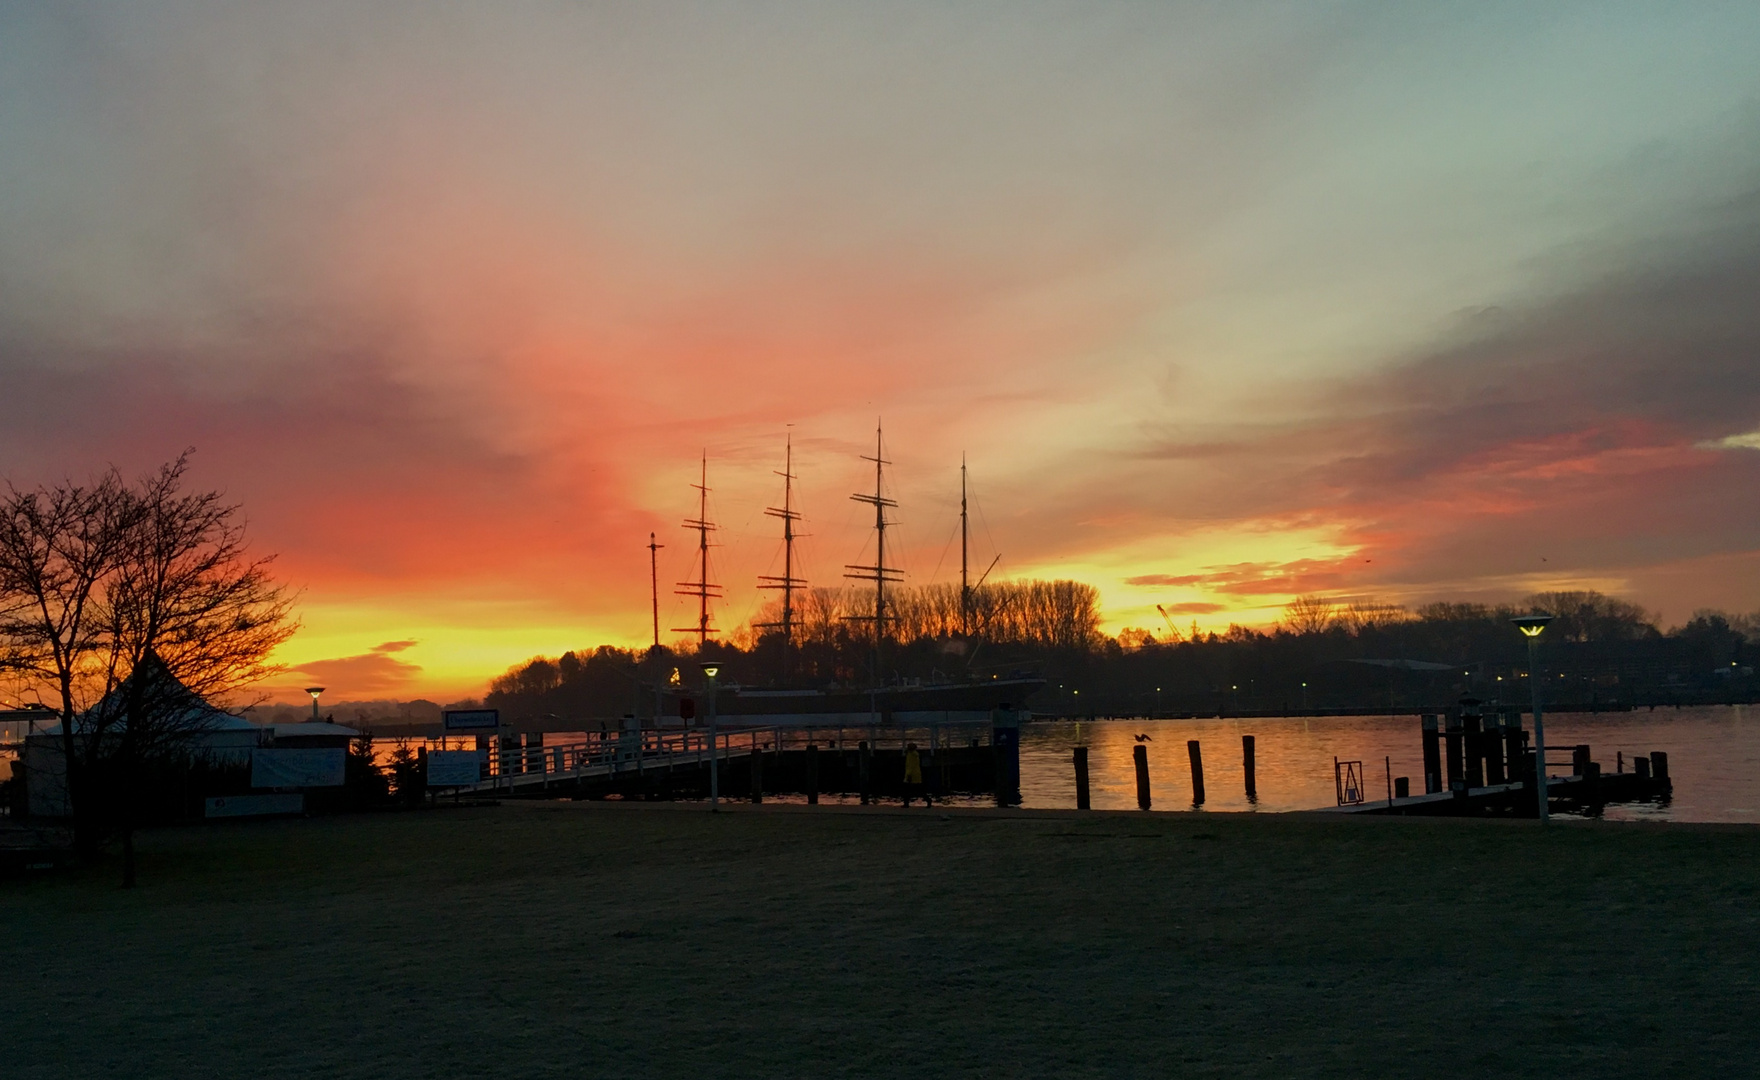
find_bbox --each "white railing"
[413,721,996,792]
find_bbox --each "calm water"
[1018,704,1760,822]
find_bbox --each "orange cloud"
[286,641,424,697]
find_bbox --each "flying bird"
[1134,733,1153,742]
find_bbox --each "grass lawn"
[7,802,1760,1078]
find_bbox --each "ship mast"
[845,421,902,687]
[960,454,969,638]
[673,453,721,646]
[647,531,664,648]
[757,433,807,681]
[958,457,1000,642]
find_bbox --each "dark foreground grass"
[7,803,1760,1079]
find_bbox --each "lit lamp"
[698,661,721,809]
[1510,615,1554,822]
[304,686,325,724]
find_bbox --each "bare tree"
[1337,600,1411,634]
[0,454,295,880]
[0,468,134,851]
[98,457,297,884]
[1522,590,1657,642]
[1283,595,1338,636]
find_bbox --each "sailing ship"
[655,424,1042,726]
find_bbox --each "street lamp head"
[304,687,325,700]
[698,661,720,679]
[1510,614,1553,638]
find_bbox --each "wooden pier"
[1322,699,1673,817]
[442,727,1006,803]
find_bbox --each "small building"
[14,663,356,819]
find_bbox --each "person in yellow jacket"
[902,742,929,807]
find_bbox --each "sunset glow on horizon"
[5,3,1760,703]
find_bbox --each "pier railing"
[424,720,996,795]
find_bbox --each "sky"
[3,1,1759,703]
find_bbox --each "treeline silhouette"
[483,587,1758,721]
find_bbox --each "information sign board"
[427,750,482,787]
[443,708,500,731]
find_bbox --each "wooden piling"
[992,713,1022,807]
[1242,735,1257,800]
[749,746,763,803]
[1504,710,1527,785]
[1484,714,1506,785]
[1444,713,1465,791]
[1462,712,1485,789]
[806,743,819,805]
[1074,746,1091,810]
[1634,755,1651,780]
[1133,744,1151,810]
[1394,776,1410,799]
[1187,740,1205,806]
[1421,714,1442,794]
[1650,751,1669,783]
[858,740,873,804]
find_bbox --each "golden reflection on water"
[1019,705,1758,821]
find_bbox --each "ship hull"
[671,678,1042,727]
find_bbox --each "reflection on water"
[1018,704,1758,822]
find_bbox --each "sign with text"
[427,750,482,787]
[251,747,346,788]
[443,708,501,731]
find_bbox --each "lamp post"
[699,661,721,809]
[304,686,325,723]
[1511,615,1553,822]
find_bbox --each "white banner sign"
[427,750,482,787]
[251,747,346,788]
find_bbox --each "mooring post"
[1583,759,1602,811]
[1242,735,1257,801]
[1074,746,1091,810]
[1421,714,1442,794]
[928,725,941,802]
[1133,743,1151,810]
[1484,713,1506,785]
[858,740,873,805]
[749,746,763,804]
[1634,755,1651,780]
[992,707,1022,807]
[1444,711,1465,792]
[1461,700,1484,789]
[1394,776,1410,799]
[1187,740,1205,806]
[806,742,819,805]
[1650,751,1669,786]
[1504,708,1526,785]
